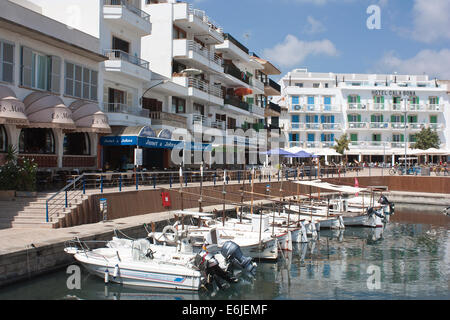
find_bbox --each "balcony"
[369,103,387,111]
[305,123,321,130]
[348,103,367,111]
[102,102,150,126]
[223,62,249,85]
[409,123,427,130]
[427,104,444,111]
[103,49,151,82]
[290,123,305,131]
[264,78,281,96]
[408,104,426,112]
[102,103,149,118]
[321,104,341,112]
[173,3,224,44]
[192,114,226,131]
[391,123,406,130]
[173,39,223,73]
[391,104,405,112]
[149,111,187,129]
[429,123,444,130]
[291,105,304,112]
[103,0,151,36]
[305,142,321,148]
[391,142,407,149]
[348,122,368,129]
[369,122,390,129]
[250,78,265,94]
[249,104,265,119]
[321,142,336,148]
[172,76,223,106]
[305,104,321,112]
[224,96,250,114]
[216,33,250,62]
[322,123,341,130]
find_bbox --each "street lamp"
[403,98,408,173]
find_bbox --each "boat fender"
[113,265,119,278]
[104,269,109,283]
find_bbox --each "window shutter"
[437,97,439,104]
[391,115,395,123]
[21,46,33,87]
[430,115,437,124]
[400,134,404,142]
[1,42,14,83]
[348,96,352,103]
[331,115,335,123]
[50,56,61,93]
[314,115,319,123]
[331,134,335,141]
[347,115,352,122]
[127,91,133,107]
[380,115,384,122]
[321,134,325,142]
[357,95,361,103]
[351,134,357,142]
[371,115,375,122]
[357,114,361,122]
[381,96,384,104]
[321,115,325,123]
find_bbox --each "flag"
[355,178,359,197]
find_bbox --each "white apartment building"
[0,0,111,171]
[279,68,449,164]
[15,0,282,169]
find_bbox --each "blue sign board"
[100,135,211,151]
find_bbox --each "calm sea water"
[0,210,448,300]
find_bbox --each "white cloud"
[304,16,327,34]
[395,0,450,43]
[375,49,450,79]
[262,34,338,68]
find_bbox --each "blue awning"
[100,135,211,151]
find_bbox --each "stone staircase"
[0,192,87,229]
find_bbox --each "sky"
[191,0,450,80]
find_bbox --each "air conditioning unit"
[436,106,440,111]
[350,123,355,128]
[294,105,301,111]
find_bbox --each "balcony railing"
[429,123,444,130]
[223,62,249,84]
[348,103,367,110]
[269,102,282,114]
[322,123,341,130]
[391,142,406,148]
[427,104,443,111]
[369,122,390,129]
[187,40,223,67]
[224,96,250,112]
[391,104,405,111]
[103,49,150,69]
[348,122,367,129]
[290,123,304,130]
[305,123,321,130]
[391,123,406,130]
[264,78,281,93]
[149,111,187,128]
[187,77,223,99]
[223,33,249,54]
[369,103,387,111]
[321,104,341,112]
[103,0,150,21]
[189,6,224,37]
[102,103,149,117]
[409,123,426,130]
[305,104,321,112]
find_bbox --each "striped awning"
[0,85,28,125]
[23,92,75,129]
[69,100,111,134]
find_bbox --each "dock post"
[119,175,122,192]
[136,173,139,190]
[82,176,86,195]
[65,191,68,208]
[238,171,241,184]
[101,176,104,194]
[169,174,173,188]
[153,175,156,189]
[46,201,49,223]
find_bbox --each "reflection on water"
[0,211,448,300]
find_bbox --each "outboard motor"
[194,250,238,291]
[220,241,257,276]
[368,207,385,219]
[378,195,390,205]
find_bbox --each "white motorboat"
[65,236,256,292]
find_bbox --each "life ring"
[162,225,179,243]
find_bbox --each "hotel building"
[279,68,449,164]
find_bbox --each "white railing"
[391,123,406,130]
[188,77,223,99]
[305,123,321,130]
[189,6,224,39]
[429,123,444,130]
[348,122,367,129]
[291,105,304,112]
[290,123,304,130]
[369,122,390,129]
[321,123,341,130]
[102,103,149,117]
[391,104,405,111]
[427,104,443,111]
[249,104,265,117]
[409,123,426,130]
[348,103,367,110]
[321,104,341,112]
[305,104,321,112]
[187,40,223,67]
[369,103,387,111]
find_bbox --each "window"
[0,40,14,83]
[393,96,402,104]
[409,96,419,105]
[307,133,315,142]
[321,133,334,142]
[227,117,236,130]
[409,135,416,143]
[392,134,404,142]
[429,115,437,124]
[371,114,384,123]
[20,47,60,93]
[193,103,204,115]
[348,114,361,123]
[295,83,303,88]
[0,125,7,152]
[64,133,90,156]
[289,133,299,142]
[372,134,381,142]
[112,36,130,54]
[173,25,187,39]
[408,115,418,123]
[350,133,358,142]
[429,97,439,105]
[323,96,331,105]
[291,96,299,105]
[172,97,186,114]
[391,114,405,123]
[324,83,329,88]
[373,96,384,104]
[313,83,320,88]
[291,115,300,123]
[19,128,55,154]
[348,95,359,103]
[65,62,98,101]
[307,96,315,105]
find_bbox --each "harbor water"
[0,210,448,300]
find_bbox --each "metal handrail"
[103,49,150,69]
[102,102,150,118]
[103,0,150,21]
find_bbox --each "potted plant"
[0,145,19,200]
[15,157,38,198]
